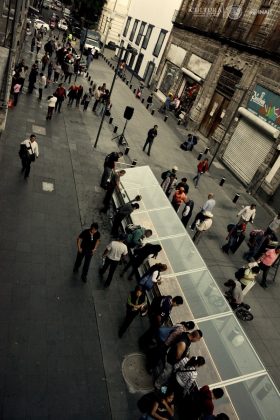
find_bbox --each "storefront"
[223,85,280,185]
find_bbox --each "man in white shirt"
[237,204,256,224]
[46,94,57,120]
[192,211,213,243]
[100,236,128,288]
[38,73,47,101]
[190,193,216,231]
[19,134,39,179]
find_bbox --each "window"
[129,19,139,42]
[135,21,146,45]
[159,62,180,96]
[142,24,153,49]
[123,16,131,37]
[153,29,167,57]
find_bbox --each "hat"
[172,166,178,171]
[203,211,213,218]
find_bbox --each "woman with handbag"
[138,263,168,291]
[172,356,205,402]
[19,134,39,179]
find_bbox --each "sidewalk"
[0,36,279,420]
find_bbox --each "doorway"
[134,53,144,75]
[199,92,229,138]
[144,61,155,87]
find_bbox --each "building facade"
[156,0,280,203]
[0,0,30,136]
[98,0,132,47]
[118,0,182,87]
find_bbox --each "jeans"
[100,257,119,287]
[193,171,202,187]
[190,211,204,230]
[259,262,270,285]
[74,251,92,279]
[143,139,153,155]
[55,99,63,112]
[38,88,43,100]
[100,166,112,188]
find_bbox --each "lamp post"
[129,33,146,84]
[209,85,248,169]
[94,45,136,149]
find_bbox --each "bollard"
[141,98,145,104]
[130,84,133,89]
[204,147,210,154]
[131,159,137,166]
[133,88,136,94]
[219,177,226,186]
[233,194,240,203]
[146,103,150,110]
[164,115,168,122]
[126,80,129,85]
[124,146,130,155]
[88,76,91,81]
[90,80,93,86]
[113,126,118,133]
[197,152,203,160]
[109,117,113,124]
[177,120,181,125]
[86,72,88,77]
[154,88,158,92]
[151,109,155,115]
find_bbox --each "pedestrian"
[100,151,123,189]
[111,202,140,237]
[46,94,57,120]
[92,86,103,112]
[182,386,224,420]
[73,222,101,282]
[237,204,256,224]
[221,222,246,254]
[53,63,62,83]
[189,193,216,231]
[120,243,162,280]
[185,133,198,151]
[19,134,39,179]
[147,93,153,107]
[265,213,280,240]
[161,173,177,197]
[86,51,94,70]
[36,39,42,55]
[99,236,128,288]
[161,166,178,186]
[173,356,206,402]
[138,263,167,291]
[142,125,158,156]
[38,72,46,100]
[67,83,78,106]
[47,61,53,82]
[176,177,189,194]
[171,187,188,212]
[118,285,147,338]
[258,246,280,288]
[31,36,36,52]
[28,64,38,94]
[18,65,29,91]
[64,62,74,83]
[224,279,244,307]
[82,88,92,111]
[100,170,126,213]
[181,199,194,228]
[192,211,213,243]
[41,52,49,71]
[125,227,153,249]
[13,82,21,106]
[54,83,66,113]
[75,85,84,107]
[193,158,209,187]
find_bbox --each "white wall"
[98,0,132,45]
[119,0,182,85]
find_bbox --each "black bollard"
[131,159,137,166]
[151,109,155,115]
[197,152,203,160]
[177,120,181,125]
[88,76,91,81]
[141,98,145,104]
[124,146,130,155]
[113,126,118,133]
[146,104,150,110]
[133,88,136,94]
[219,177,226,186]
[154,88,158,92]
[90,80,93,86]
[126,80,129,85]
[109,117,113,124]
[86,72,88,77]
[233,194,240,203]
[130,84,133,89]
[164,115,168,122]
[204,147,210,154]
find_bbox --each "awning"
[238,107,280,139]
[181,67,202,83]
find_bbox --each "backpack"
[125,223,141,234]
[161,170,171,180]
[235,267,246,280]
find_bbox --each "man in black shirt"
[120,243,162,279]
[142,125,158,156]
[100,151,123,189]
[73,223,101,282]
[176,177,189,194]
[111,202,140,236]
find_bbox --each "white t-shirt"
[21,139,39,157]
[107,241,128,261]
[47,96,57,107]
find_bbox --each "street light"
[93,45,136,149]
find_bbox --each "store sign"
[187,54,211,79]
[248,85,280,130]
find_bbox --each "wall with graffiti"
[247,85,280,130]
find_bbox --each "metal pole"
[94,46,124,149]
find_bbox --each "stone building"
[98,0,132,47]
[0,0,31,136]
[156,0,280,204]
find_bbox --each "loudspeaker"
[124,106,134,120]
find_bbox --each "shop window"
[153,29,167,57]
[129,19,139,42]
[142,24,153,49]
[123,16,131,37]
[179,76,201,113]
[159,62,180,96]
[135,21,146,45]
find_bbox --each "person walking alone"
[237,204,256,225]
[99,236,128,288]
[46,94,57,120]
[190,193,215,231]
[192,211,213,243]
[118,286,147,337]
[142,125,158,156]
[193,158,209,188]
[73,222,101,283]
[19,134,39,179]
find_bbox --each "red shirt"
[199,385,214,415]
[172,190,186,205]
[197,160,209,173]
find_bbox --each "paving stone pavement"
[0,35,279,420]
